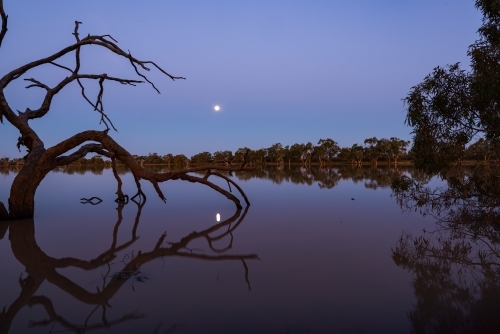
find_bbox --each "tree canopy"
[405,0,500,174]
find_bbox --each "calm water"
[1,166,438,333]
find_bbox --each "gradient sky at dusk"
[0,1,482,158]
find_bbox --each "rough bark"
[0,202,8,221]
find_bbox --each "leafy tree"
[233,147,253,164]
[466,138,494,161]
[364,137,382,165]
[281,145,291,164]
[191,151,212,165]
[173,154,189,167]
[162,154,174,166]
[404,0,500,173]
[213,150,233,162]
[302,142,315,165]
[387,137,410,165]
[338,145,363,166]
[337,147,353,164]
[254,148,267,165]
[315,138,340,164]
[267,143,284,164]
[350,144,364,165]
[144,152,162,165]
[289,143,305,164]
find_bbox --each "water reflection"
[392,165,500,333]
[0,164,451,332]
[7,165,427,191]
[0,200,257,334]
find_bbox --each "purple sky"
[0,1,482,158]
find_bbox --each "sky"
[0,1,483,158]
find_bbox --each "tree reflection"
[0,200,257,334]
[392,165,500,333]
[234,165,412,190]
[25,165,415,192]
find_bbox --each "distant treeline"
[1,136,497,167]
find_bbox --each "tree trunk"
[8,159,47,219]
[0,202,8,221]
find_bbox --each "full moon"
[214,105,220,111]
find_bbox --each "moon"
[214,105,220,112]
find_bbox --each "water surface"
[0,166,437,333]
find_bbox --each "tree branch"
[0,20,184,140]
[53,143,107,167]
[43,130,254,209]
[20,73,142,126]
[0,0,7,48]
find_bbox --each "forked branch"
[0,19,185,136]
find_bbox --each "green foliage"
[267,143,284,164]
[173,154,189,167]
[191,151,212,164]
[315,138,340,164]
[3,137,412,167]
[405,0,500,173]
[213,150,233,162]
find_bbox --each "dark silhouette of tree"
[0,3,252,220]
[404,0,500,174]
[0,199,257,334]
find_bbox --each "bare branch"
[111,156,125,199]
[174,173,243,209]
[128,51,161,93]
[72,21,82,42]
[150,177,167,202]
[0,21,184,146]
[54,143,107,167]
[241,259,252,291]
[19,73,142,125]
[0,29,183,89]
[49,61,73,73]
[143,60,186,81]
[131,173,146,202]
[0,0,8,48]
[24,78,50,90]
[44,130,254,208]
[210,172,251,206]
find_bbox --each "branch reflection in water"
[0,197,257,334]
[392,164,500,333]
[5,163,428,191]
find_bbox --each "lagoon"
[0,166,437,333]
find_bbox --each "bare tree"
[0,2,252,220]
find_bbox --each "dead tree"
[0,2,252,219]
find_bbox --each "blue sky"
[0,1,482,158]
